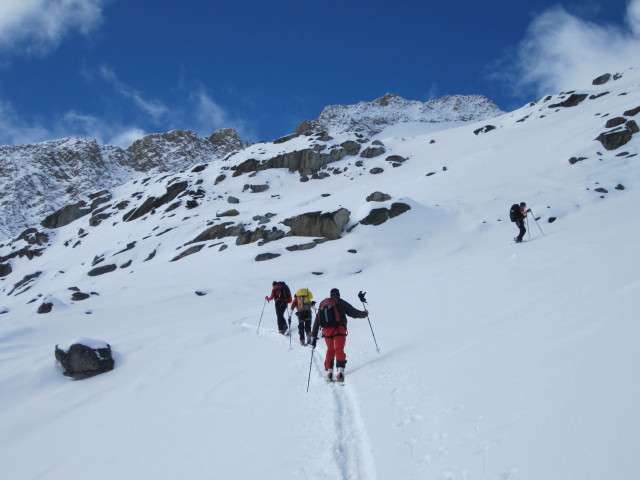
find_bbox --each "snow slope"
[1,69,639,480]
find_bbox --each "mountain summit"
[297,93,503,136]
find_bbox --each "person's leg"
[276,303,288,332]
[324,336,336,371]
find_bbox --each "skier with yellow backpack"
[290,288,315,346]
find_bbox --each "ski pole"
[288,316,292,350]
[526,215,530,240]
[306,346,314,392]
[358,291,380,353]
[529,209,545,236]
[257,298,267,334]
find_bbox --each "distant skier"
[510,202,531,243]
[310,288,368,384]
[265,281,291,334]
[291,288,315,346]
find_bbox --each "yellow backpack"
[295,288,313,311]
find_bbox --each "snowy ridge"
[0,68,639,480]
[316,93,504,135]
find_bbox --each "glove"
[310,337,317,348]
[526,208,531,213]
[265,296,269,301]
[358,291,367,303]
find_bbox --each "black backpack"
[509,204,521,222]
[276,282,290,301]
[317,297,342,328]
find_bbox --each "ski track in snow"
[310,349,377,480]
[238,316,377,479]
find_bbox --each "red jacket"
[266,284,291,304]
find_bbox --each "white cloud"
[192,88,254,140]
[99,66,169,120]
[0,0,104,55]
[0,99,146,148]
[0,99,51,145]
[510,0,640,98]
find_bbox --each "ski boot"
[335,367,345,385]
[325,370,334,383]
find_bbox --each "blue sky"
[1,0,639,147]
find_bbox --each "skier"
[265,281,291,334]
[310,288,368,384]
[512,202,531,243]
[291,288,315,346]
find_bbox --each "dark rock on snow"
[55,340,114,379]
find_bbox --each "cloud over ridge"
[512,0,640,97]
[0,0,104,54]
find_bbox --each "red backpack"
[317,297,342,328]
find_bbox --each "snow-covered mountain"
[0,127,245,239]
[0,69,639,480]
[311,93,503,136]
[0,94,500,240]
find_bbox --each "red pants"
[324,335,347,370]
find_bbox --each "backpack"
[317,297,342,328]
[509,204,521,222]
[295,288,313,311]
[276,282,290,301]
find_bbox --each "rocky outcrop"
[549,94,588,108]
[123,181,189,222]
[232,142,359,177]
[596,121,638,150]
[282,208,350,240]
[0,129,245,239]
[41,201,92,229]
[360,202,411,226]
[189,222,245,244]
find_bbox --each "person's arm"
[341,299,368,319]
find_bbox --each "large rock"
[596,127,634,150]
[283,208,351,240]
[41,201,92,229]
[55,339,114,379]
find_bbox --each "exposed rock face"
[549,94,588,108]
[55,340,115,379]
[41,201,92,229]
[232,143,357,177]
[360,202,411,226]
[0,129,246,239]
[283,208,350,240]
[127,129,245,172]
[596,123,637,150]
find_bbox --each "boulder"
[549,94,588,108]
[87,264,117,277]
[596,127,634,150]
[366,191,392,202]
[189,222,245,243]
[55,339,114,379]
[283,208,350,240]
[473,125,496,135]
[0,263,11,277]
[41,201,92,229]
[255,253,281,262]
[592,73,611,85]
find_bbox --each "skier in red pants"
[310,288,368,384]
